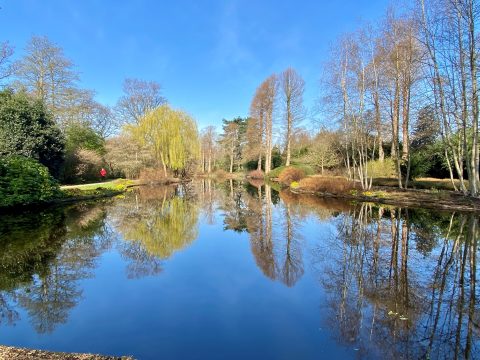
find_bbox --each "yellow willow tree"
[130,104,200,177]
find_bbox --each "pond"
[0,180,478,359]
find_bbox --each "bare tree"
[280,68,305,167]
[323,33,374,189]
[247,86,266,171]
[86,102,118,139]
[363,24,385,162]
[0,41,14,83]
[116,78,167,125]
[261,75,277,174]
[418,0,480,195]
[220,118,247,173]
[105,134,154,178]
[380,12,423,188]
[201,126,217,174]
[301,130,341,174]
[15,36,80,126]
[245,75,278,173]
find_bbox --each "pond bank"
[290,186,480,212]
[58,178,184,204]
[0,177,184,213]
[0,345,134,360]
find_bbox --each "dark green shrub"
[0,156,60,207]
[0,90,65,178]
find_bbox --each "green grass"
[60,179,134,198]
[61,178,133,191]
[367,158,396,178]
[266,164,314,178]
[372,177,462,191]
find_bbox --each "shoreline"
[0,177,185,214]
[0,345,134,360]
[3,176,480,213]
[289,186,480,213]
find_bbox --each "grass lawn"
[372,177,465,191]
[60,179,135,199]
[292,174,469,194]
[61,178,134,191]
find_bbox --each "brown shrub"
[279,189,354,215]
[278,167,305,186]
[297,176,357,193]
[137,184,176,200]
[139,168,169,182]
[214,169,228,179]
[71,148,103,182]
[248,169,265,179]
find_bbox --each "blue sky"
[1,0,391,129]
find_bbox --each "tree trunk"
[374,93,384,162]
[207,151,211,174]
[468,1,479,195]
[160,152,167,178]
[285,119,292,166]
[285,98,292,166]
[393,77,402,188]
[265,132,272,174]
[402,81,410,161]
[229,139,235,173]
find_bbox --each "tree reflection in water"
[0,202,112,333]
[219,182,479,357]
[220,181,305,287]
[219,179,249,232]
[315,202,479,359]
[0,180,478,358]
[111,185,199,278]
[197,179,217,225]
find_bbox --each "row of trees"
[198,0,480,198]
[198,68,306,176]
[0,35,202,184]
[321,0,480,194]
[3,0,479,195]
[246,69,305,174]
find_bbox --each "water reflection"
[220,181,306,286]
[216,182,479,358]
[315,203,479,359]
[0,203,111,333]
[0,181,478,359]
[111,185,199,278]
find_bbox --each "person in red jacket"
[100,168,107,181]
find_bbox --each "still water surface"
[0,180,478,359]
